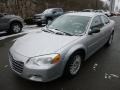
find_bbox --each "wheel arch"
[64,45,87,64]
[62,45,87,77]
[9,20,23,28]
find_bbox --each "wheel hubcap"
[13,25,20,33]
[70,55,81,75]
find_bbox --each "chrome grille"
[9,53,24,74]
[34,16,41,19]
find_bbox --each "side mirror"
[88,27,100,35]
[53,11,57,14]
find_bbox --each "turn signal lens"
[52,54,61,64]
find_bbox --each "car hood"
[4,15,21,19]
[34,13,52,17]
[10,31,78,57]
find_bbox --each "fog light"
[29,75,42,81]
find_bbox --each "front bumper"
[22,64,62,82]
[9,53,63,82]
[33,19,46,24]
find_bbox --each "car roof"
[46,8,62,10]
[83,9,94,11]
[65,12,104,17]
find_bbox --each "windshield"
[48,15,91,35]
[43,9,52,14]
[95,10,104,13]
[82,9,93,12]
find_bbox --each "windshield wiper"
[42,28,55,33]
[42,27,73,36]
[54,29,73,36]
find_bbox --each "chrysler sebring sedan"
[9,12,115,82]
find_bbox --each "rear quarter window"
[90,16,104,29]
[101,15,110,24]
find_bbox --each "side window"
[58,9,63,12]
[54,9,62,14]
[56,9,60,12]
[101,15,110,24]
[52,9,57,14]
[90,16,104,30]
[56,9,61,13]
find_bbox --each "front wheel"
[64,52,82,78]
[37,22,42,27]
[8,23,22,34]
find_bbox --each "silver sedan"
[9,12,115,82]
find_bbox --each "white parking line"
[0,27,42,41]
[0,32,25,40]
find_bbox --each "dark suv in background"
[0,13,23,34]
[33,8,64,26]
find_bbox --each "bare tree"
[0,0,104,18]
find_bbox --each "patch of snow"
[110,74,119,78]
[4,65,8,68]
[0,32,25,41]
[93,63,98,71]
[105,73,119,80]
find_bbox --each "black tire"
[8,22,22,34]
[37,22,42,27]
[64,51,82,78]
[106,32,114,46]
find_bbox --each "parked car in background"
[113,11,120,16]
[33,8,64,26]
[104,10,111,17]
[9,12,115,82]
[66,11,77,13]
[95,10,111,17]
[0,13,24,34]
[82,9,94,12]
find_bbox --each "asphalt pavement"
[0,16,120,90]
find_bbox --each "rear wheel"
[37,22,42,27]
[8,22,22,34]
[64,52,82,78]
[106,32,114,46]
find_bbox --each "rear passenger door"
[87,16,105,56]
[100,15,113,41]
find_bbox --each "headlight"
[28,54,61,66]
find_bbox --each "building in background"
[109,0,115,12]
[110,0,120,12]
[114,0,120,12]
